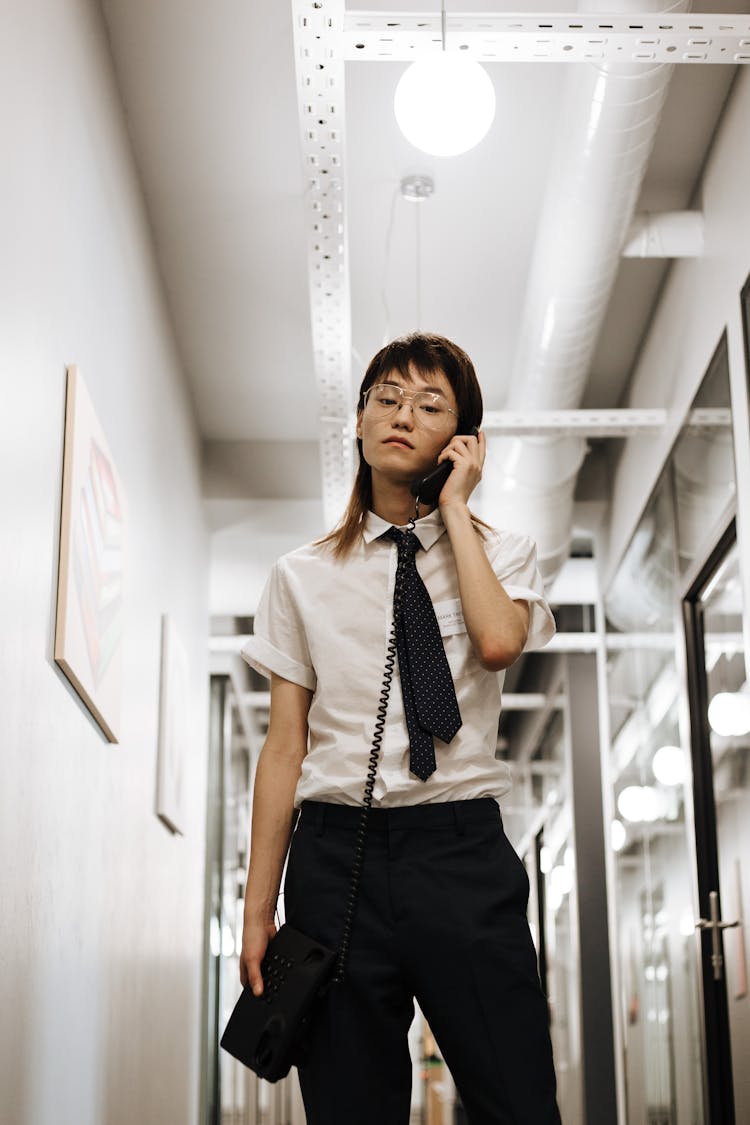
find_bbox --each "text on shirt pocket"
[433,598,471,680]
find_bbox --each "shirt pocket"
[434,598,471,681]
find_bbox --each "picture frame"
[741,270,750,420]
[156,613,190,834]
[54,365,126,743]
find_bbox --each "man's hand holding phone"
[410,425,482,508]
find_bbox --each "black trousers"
[283,798,561,1125]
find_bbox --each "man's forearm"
[441,501,528,669]
[244,744,303,925]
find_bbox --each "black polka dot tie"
[386,527,462,781]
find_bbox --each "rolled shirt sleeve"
[488,531,556,652]
[241,559,317,690]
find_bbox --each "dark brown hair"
[317,333,487,558]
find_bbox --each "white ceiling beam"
[502,693,565,710]
[235,689,564,710]
[248,405,732,446]
[342,11,750,64]
[478,407,730,436]
[213,630,743,657]
[213,632,650,655]
[214,628,745,658]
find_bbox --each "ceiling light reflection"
[617,785,663,823]
[611,818,627,852]
[707,690,750,737]
[652,744,687,786]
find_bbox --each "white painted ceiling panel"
[101,0,317,441]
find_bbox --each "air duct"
[622,210,704,258]
[477,0,690,581]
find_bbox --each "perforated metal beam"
[481,407,731,436]
[292,0,353,526]
[342,11,750,64]
[326,407,731,438]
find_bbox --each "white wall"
[207,498,325,616]
[0,2,209,1123]
[605,69,750,609]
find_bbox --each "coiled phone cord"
[331,515,415,986]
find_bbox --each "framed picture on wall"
[156,613,190,834]
[741,270,750,391]
[54,365,127,743]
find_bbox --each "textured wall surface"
[0,2,209,1122]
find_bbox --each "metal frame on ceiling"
[291,3,747,523]
[291,0,353,525]
[343,11,750,63]
[481,407,732,436]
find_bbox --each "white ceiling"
[99,0,741,497]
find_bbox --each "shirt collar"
[363,508,447,551]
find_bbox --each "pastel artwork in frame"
[54,365,127,743]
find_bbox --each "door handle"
[696,890,740,981]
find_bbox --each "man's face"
[356,365,459,482]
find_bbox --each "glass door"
[683,523,750,1124]
[605,474,707,1125]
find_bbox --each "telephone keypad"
[260,951,294,1004]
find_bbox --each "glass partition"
[498,656,583,1123]
[202,671,304,1125]
[604,330,741,1123]
[698,541,750,1122]
[542,818,583,1125]
[605,474,705,1125]
[673,334,735,577]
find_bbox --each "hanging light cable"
[400,175,434,329]
[393,2,496,157]
[416,192,421,328]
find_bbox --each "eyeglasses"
[362,383,458,431]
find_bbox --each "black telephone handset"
[409,425,480,506]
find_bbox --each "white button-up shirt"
[241,510,555,809]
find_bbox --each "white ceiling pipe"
[672,428,736,560]
[622,211,705,257]
[479,433,587,579]
[480,0,689,579]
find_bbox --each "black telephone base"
[220,924,337,1082]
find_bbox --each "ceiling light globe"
[617,785,662,823]
[550,864,574,897]
[611,818,627,852]
[708,690,750,737]
[394,55,496,157]
[652,744,687,786]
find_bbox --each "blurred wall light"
[679,911,696,937]
[652,744,688,786]
[222,924,236,958]
[707,690,750,737]
[550,864,574,897]
[617,784,663,823]
[540,844,553,874]
[611,818,627,851]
